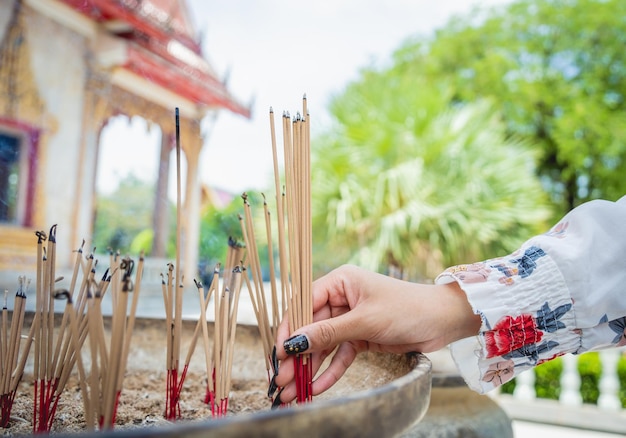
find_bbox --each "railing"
[490,348,626,434]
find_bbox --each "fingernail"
[271,388,284,410]
[267,375,278,398]
[283,334,309,355]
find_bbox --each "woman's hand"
[272,265,480,404]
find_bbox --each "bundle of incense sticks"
[26,225,144,433]
[243,95,314,406]
[207,243,245,417]
[90,251,144,430]
[0,277,29,428]
[239,194,276,384]
[34,232,93,433]
[163,109,247,419]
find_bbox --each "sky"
[97,0,512,197]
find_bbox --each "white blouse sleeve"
[435,195,626,394]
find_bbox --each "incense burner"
[102,353,431,438]
[13,317,431,438]
[102,351,431,438]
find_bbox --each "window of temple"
[0,125,29,225]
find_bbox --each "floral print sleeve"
[435,195,626,394]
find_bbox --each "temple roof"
[58,0,251,118]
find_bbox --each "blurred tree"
[392,0,626,214]
[198,192,272,283]
[198,196,242,268]
[92,174,156,254]
[312,71,552,280]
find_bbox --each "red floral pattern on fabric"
[484,314,543,358]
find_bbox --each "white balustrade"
[598,349,622,411]
[559,353,583,406]
[513,367,536,401]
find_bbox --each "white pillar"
[598,349,622,410]
[559,354,582,406]
[513,368,536,401]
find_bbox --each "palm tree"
[311,72,552,280]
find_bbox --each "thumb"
[282,312,360,356]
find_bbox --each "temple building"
[0,0,250,286]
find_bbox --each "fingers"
[310,341,361,396]
[281,310,361,357]
[273,345,336,403]
[276,342,361,404]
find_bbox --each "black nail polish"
[268,375,278,398]
[271,388,284,410]
[283,334,309,355]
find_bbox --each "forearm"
[437,196,626,393]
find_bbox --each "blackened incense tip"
[175,107,179,119]
[53,289,71,303]
[214,263,220,274]
[303,93,307,100]
[35,230,46,244]
[269,106,273,113]
[49,224,57,243]
[194,278,202,289]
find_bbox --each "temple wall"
[25,7,90,266]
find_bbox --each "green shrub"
[578,353,601,404]
[535,357,563,400]
[618,354,626,408]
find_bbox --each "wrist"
[436,282,481,345]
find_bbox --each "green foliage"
[130,228,154,255]
[392,0,626,214]
[92,174,156,254]
[578,352,601,404]
[198,192,273,282]
[312,73,552,278]
[198,196,243,268]
[535,357,562,400]
[619,354,626,408]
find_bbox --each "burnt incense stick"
[162,107,187,421]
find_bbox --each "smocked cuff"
[435,243,581,394]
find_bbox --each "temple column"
[153,130,172,257]
[182,128,201,286]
